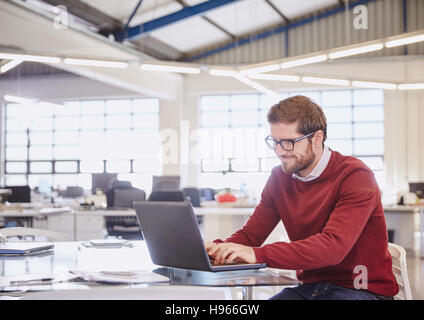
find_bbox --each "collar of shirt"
[292,144,331,182]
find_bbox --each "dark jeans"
[269,282,394,300]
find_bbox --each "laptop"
[134,201,267,272]
[0,243,54,256]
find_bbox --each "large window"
[3,98,161,192]
[198,90,384,195]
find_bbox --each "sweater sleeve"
[214,168,281,247]
[253,167,379,270]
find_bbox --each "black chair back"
[148,191,185,202]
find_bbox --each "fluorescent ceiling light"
[398,83,424,90]
[0,53,60,63]
[352,81,397,90]
[248,74,300,82]
[329,43,383,59]
[209,69,238,77]
[4,95,36,104]
[239,64,280,75]
[64,58,128,69]
[281,55,327,69]
[0,60,23,74]
[302,76,350,86]
[141,63,200,74]
[385,34,424,48]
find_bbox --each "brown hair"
[267,95,327,141]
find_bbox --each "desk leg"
[242,286,252,300]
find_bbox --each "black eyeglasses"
[265,132,315,151]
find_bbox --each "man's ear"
[313,130,324,146]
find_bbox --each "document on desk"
[70,270,169,284]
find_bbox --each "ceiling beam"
[175,0,235,40]
[115,0,243,41]
[263,0,290,24]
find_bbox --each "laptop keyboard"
[209,258,244,266]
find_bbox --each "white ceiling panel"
[79,0,181,23]
[269,0,339,19]
[184,0,283,36]
[150,16,231,52]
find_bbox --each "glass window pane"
[80,100,105,115]
[55,131,80,145]
[77,174,91,190]
[132,130,160,159]
[327,139,353,155]
[6,118,28,131]
[133,159,161,173]
[6,132,28,145]
[357,157,384,171]
[133,114,159,128]
[6,162,27,173]
[54,145,79,160]
[230,110,259,127]
[322,107,352,123]
[5,174,27,186]
[106,114,132,129]
[133,99,159,113]
[29,146,53,160]
[28,175,52,191]
[53,174,78,189]
[81,116,104,130]
[261,157,280,171]
[353,106,384,122]
[230,94,259,110]
[354,139,384,155]
[5,147,27,160]
[321,90,351,107]
[30,162,52,173]
[200,112,229,127]
[231,159,259,172]
[54,102,80,116]
[354,123,384,138]
[106,160,130,173]
[290,91,320,103]
[105,100,131,114]
[327,123,352,139]
[79,131,106,160]
[29,132,53,145]
[54,117,80,131]
[104,130,133,160]
[201,159,229,172]
[29,118,53,131]
[200,96,229,112]
[80,160,104,173]
[353,90,383,105]
[55,161,78,173]
[260,93,288,109]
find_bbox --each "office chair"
[105,180,144,240]
[388,243,412,300]
[200,188,216,201]
[63,186,84,198]
[148,191,185,202]
[182,188,201,207]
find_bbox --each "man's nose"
[275,143,288,157]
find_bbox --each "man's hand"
[205,242,257,265]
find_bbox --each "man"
[206,95,398,300]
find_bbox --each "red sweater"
[218,150,399,297]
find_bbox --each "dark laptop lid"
[134,201,211,271]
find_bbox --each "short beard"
[280,142,315,175]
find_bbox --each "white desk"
[0,241,299,300]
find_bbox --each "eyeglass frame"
[265,132,316,151]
